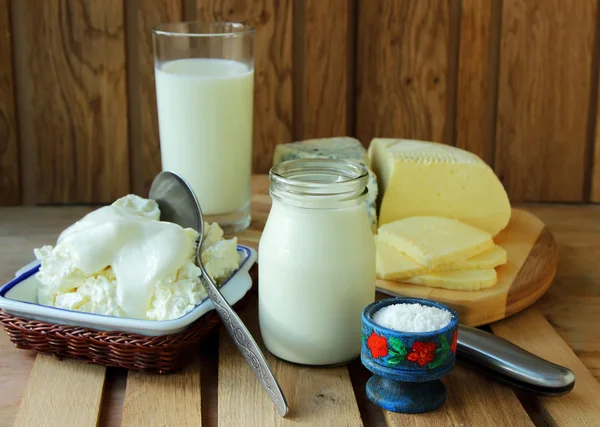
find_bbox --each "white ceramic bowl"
[0,246,256,336]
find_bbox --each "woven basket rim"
[0,307,220,343]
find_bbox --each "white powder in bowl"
[373,303,452,333]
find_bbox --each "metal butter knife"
[458,325,575,396]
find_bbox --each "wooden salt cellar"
[361,297,459,413]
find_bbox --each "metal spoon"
[149,171,289,417]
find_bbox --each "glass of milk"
[153,22,254,232]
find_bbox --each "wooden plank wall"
[0,0,19,205]
[0,0,599,205]
[494,0,597,202]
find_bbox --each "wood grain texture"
[346,359,388,427]
[376,209,557,326]
[443,365,533,426]
[494,0,597,202]
[491,309,600,426]
[20,0,128,204]
[356,0,451,145]
[386,364,532,426]
[133,0,182,196]
[0,0,19,205]
[196,0,293,173]
[384,409,452,426]
[0,332,36,427]
[592,46,600,202]
[455,0,496,164]
[14,354,106,427]
[297,0,352,140]
[217,294,363,426]
[122,355,202,427]
[514,203,600,380]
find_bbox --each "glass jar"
[258,158,376,365]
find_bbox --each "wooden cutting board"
[376,209,558,326]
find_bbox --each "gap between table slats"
[121,354,202,427]
[13,354,106,427]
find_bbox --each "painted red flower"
[367,332,388,358]
[407,341,437,367]
[451,330,458,354]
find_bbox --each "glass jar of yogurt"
[258,158,376,365]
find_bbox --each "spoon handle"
[200,271,289,417]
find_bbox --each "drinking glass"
[153,22,254,233]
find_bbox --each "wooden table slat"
[122,354,202,427]
[491,309,600,426]
[383,405,453,426]
[14,354,106,427]
[443,365,533,426]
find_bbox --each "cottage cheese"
[34,194,241,320]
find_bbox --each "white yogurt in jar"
[258,159,376,365]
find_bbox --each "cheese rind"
[378,216,495,268]
[404,269,498,291]
[376,238,506,280]
[369,138,511,236]
[273,137,378,231]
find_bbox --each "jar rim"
[269,159,369,209]
[271,158,367,185]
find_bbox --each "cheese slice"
[378,216,494,268]
[368,138,511,236]
[376,235,421,278]
[376,237,506,280]
[404,269,498,291]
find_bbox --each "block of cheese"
[376,236,506,280]
[378,216,494,268]
[273,137,378,231]
[368,138,511,236]
[404,269,498,291]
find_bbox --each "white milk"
[155,58,254,215]
[259,199,376,365]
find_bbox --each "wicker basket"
[0,296,248,374]
[1,260,257,374]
